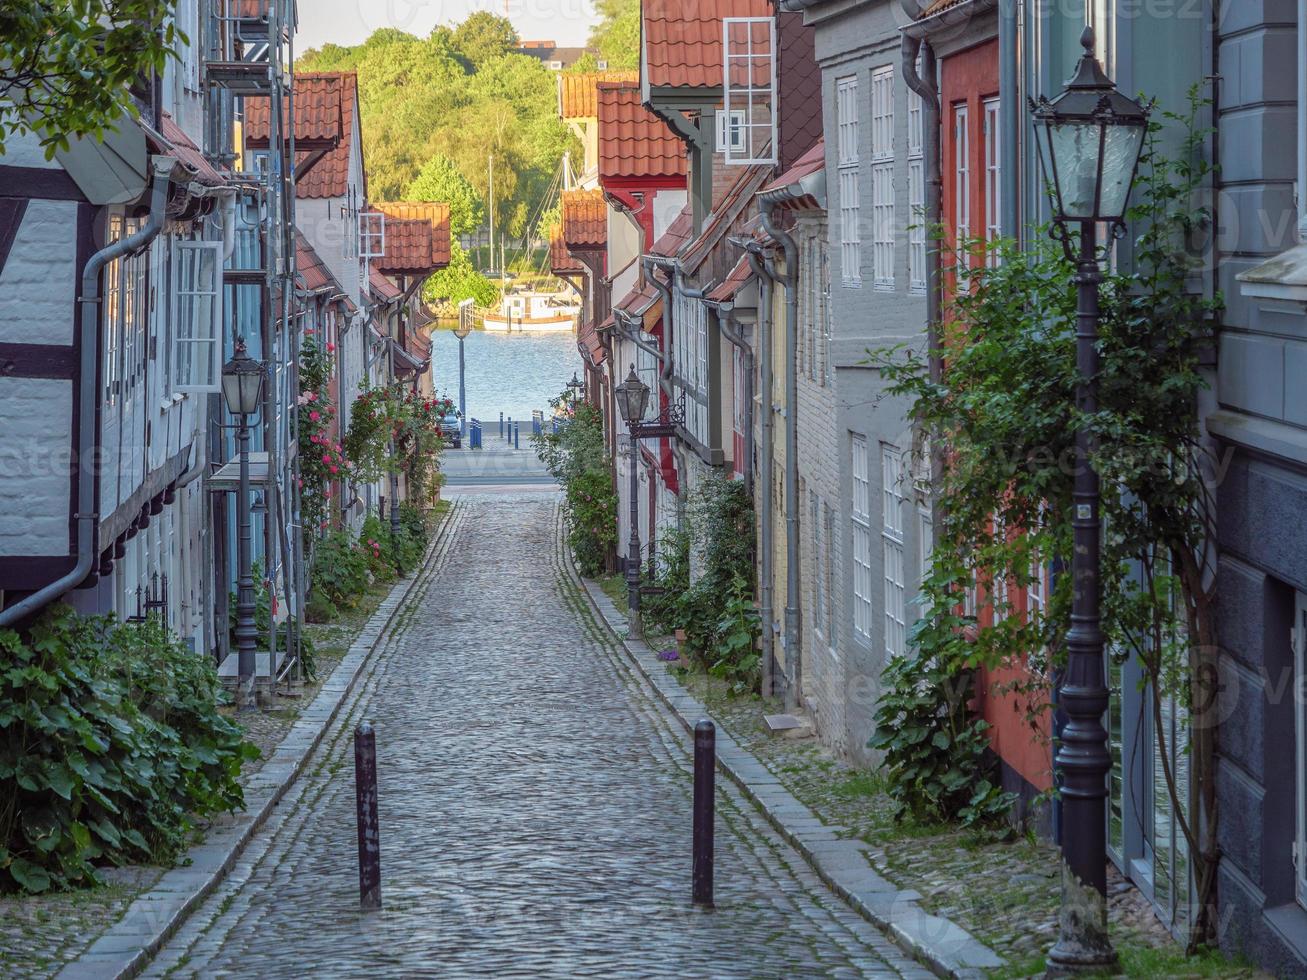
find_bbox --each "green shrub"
[708,574,761,693]
[309,530,369,610]
[0,608,257,893]
[533,401,616,576]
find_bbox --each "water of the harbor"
[427,327,587,423]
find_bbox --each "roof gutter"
[900,0,997,39]
[757,168,828,211]
[1,155,178,626]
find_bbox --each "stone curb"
[55,504,462,980]
[574,576,1003,980]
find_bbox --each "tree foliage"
[300,22,573,233]
[0,0,177,155]
[451,12,518,68]
[586,0,640,70]
[424,240,498,310]
[405,155,485,237]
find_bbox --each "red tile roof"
[761,138,825,210]
[158,113,227,186]
[560,71,639,119]
[642,0,772,91]
[649,205,693,258]
[680,164,772,271]
[561,189,607,250]
[296,231,337,292]
[597,81,687,182]
[578,318,606,366]
[372,202,452,274]
[274,72,360,200]
[369,265,403,300]
[245,74,344,149]
[550,224,583,274]
[707,255,753,303]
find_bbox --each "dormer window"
[722,16,777,165]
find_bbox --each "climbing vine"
[343,385,450,506]
[298,334,347,535]
[869,90,1220,946]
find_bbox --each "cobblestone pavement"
[146,495,930,979]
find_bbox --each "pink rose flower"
[310,410,321,422]
[322,454,331,465]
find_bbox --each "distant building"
[517,40,594,72]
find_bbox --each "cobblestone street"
[146,494,929,978]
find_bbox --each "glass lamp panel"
[221,369,243,415]
[1097,123,1146,220]
[1048,120,1103,220]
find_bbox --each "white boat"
[483,290,580,333]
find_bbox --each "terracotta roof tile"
[550,224,583,274]
[272,72,360,200]
[158,113,227,186]
[680,164,772,271]
[921,0,969,15]
[245,74,344,148]
[707,255,753,303]
[369,265,403,300]
[296,231,337,292]
[649,205,693,257]
[559,71,639,119]
[597,81,687,182]
[642,0,772,91]
[762,138,825,207]
[578,318,606,366]
[561,189,607,250]
[373,202,452,269]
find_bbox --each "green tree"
[588,0,640,70]
[452,12,519,68]
[405,155,485,236]
[0,0,178,154]
[424,241,498,308]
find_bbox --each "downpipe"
[759,206,801,713]
[0,156,178,627]
[745,244,777,702]
[643,254,689,521]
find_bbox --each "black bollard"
[514,422,520,450]
[692,719,715,906]
[354,722,382,910]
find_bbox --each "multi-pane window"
[984,98,1002,266]
[882,446,906,658]
[104,215,147,407]
[908,71,926,294]
[823,501,835,640]
[802,233,828,384]
[953,103,971,272]
[870,66,895,290]
[918,505,933,611]
[1296,592,1307,909]
[836,76,861,287]
[851,434,873,642]
[820,244,832,385]
[172,240,224,393]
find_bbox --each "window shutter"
[172,240,224,393]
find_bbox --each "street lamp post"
[567,371,586,405]
[614,366,651,640]
[1030,27,1149,974]
[455,299,474,440]
[221,338,267,712]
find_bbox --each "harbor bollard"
[499,412,504,439]
[507,416,512,443]
[693,719,715,906]
[355,722,382,910]
[514,423,520,450]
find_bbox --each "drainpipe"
[998,0,1021,242]
[713,300,753,496]
[0,155,177,627]
[744,245,776,698]
[758,205,800,712]
[643,254,689,519]
[901,32,943,387]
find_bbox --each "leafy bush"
[309,530,370,612]
[533,399,616,576]
[708,575,762,693]
[0,609,257,893]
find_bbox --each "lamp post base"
[1044,861,1117,976]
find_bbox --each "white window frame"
[836,76,861,288]
[715,109,747,155]
[882,445,906,657]
[984,97,1002,266]
[171,240,224,394]
[722,17,778,166]
[851,434,873,643]
[359,211,386,262]
[908,64,926,294]
[918,504,933,612]
[954,103,971,274]
[870,66,895,290]
[1296,591,1307,910]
